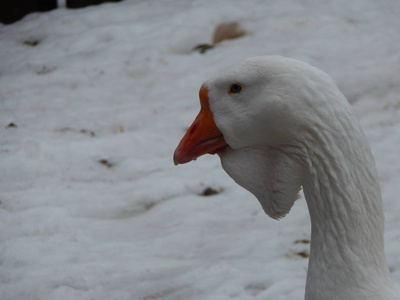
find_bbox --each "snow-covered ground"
[1,1,400,299]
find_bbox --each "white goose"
[174,56,400,300]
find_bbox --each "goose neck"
[301,126,393,298]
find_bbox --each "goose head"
[174,56,349,219]
[175,57,321,154]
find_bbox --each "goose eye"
[228,83,243,94]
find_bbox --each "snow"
[0,0,400,299]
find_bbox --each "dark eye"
[228,83,243,94]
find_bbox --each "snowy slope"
[0,0,399,299]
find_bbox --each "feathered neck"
[299,101,395,299]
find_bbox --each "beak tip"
[173,146,187,166]
[173,149,180,166]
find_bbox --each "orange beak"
[174,85,227,165]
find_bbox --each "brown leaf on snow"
[212,22,246,44]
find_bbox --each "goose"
[173,56,400,300]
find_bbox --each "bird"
[173,56,400,300]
